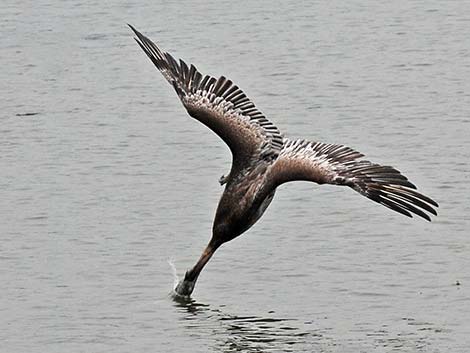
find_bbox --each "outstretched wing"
[270,139,438,221]
[129,25,284,171]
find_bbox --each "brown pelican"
[129,25,438,297]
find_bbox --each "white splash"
[167,258,180,289]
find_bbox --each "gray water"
[1,1,469,352]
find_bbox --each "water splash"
[168,258,193,301]
[167,258,179,289]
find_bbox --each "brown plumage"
[129,25,438,297]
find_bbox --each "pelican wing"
[270,139,438,221]
[129,25,283,168]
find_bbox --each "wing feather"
[129,25,283,168]
[270,138,438,221]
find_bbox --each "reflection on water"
[172,295,320,352]
[171,295,447,352]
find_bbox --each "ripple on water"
[171,296,325,352]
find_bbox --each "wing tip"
[376,186,438,222]
[127,23,139,35]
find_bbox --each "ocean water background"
[1,1,469,352]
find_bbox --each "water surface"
[1,1,469,352]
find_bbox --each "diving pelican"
[129,25,438,297]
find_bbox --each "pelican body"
[129,25,438,297]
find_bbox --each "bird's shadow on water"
[170,294,321,352]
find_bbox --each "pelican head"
[174,271,197,297]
